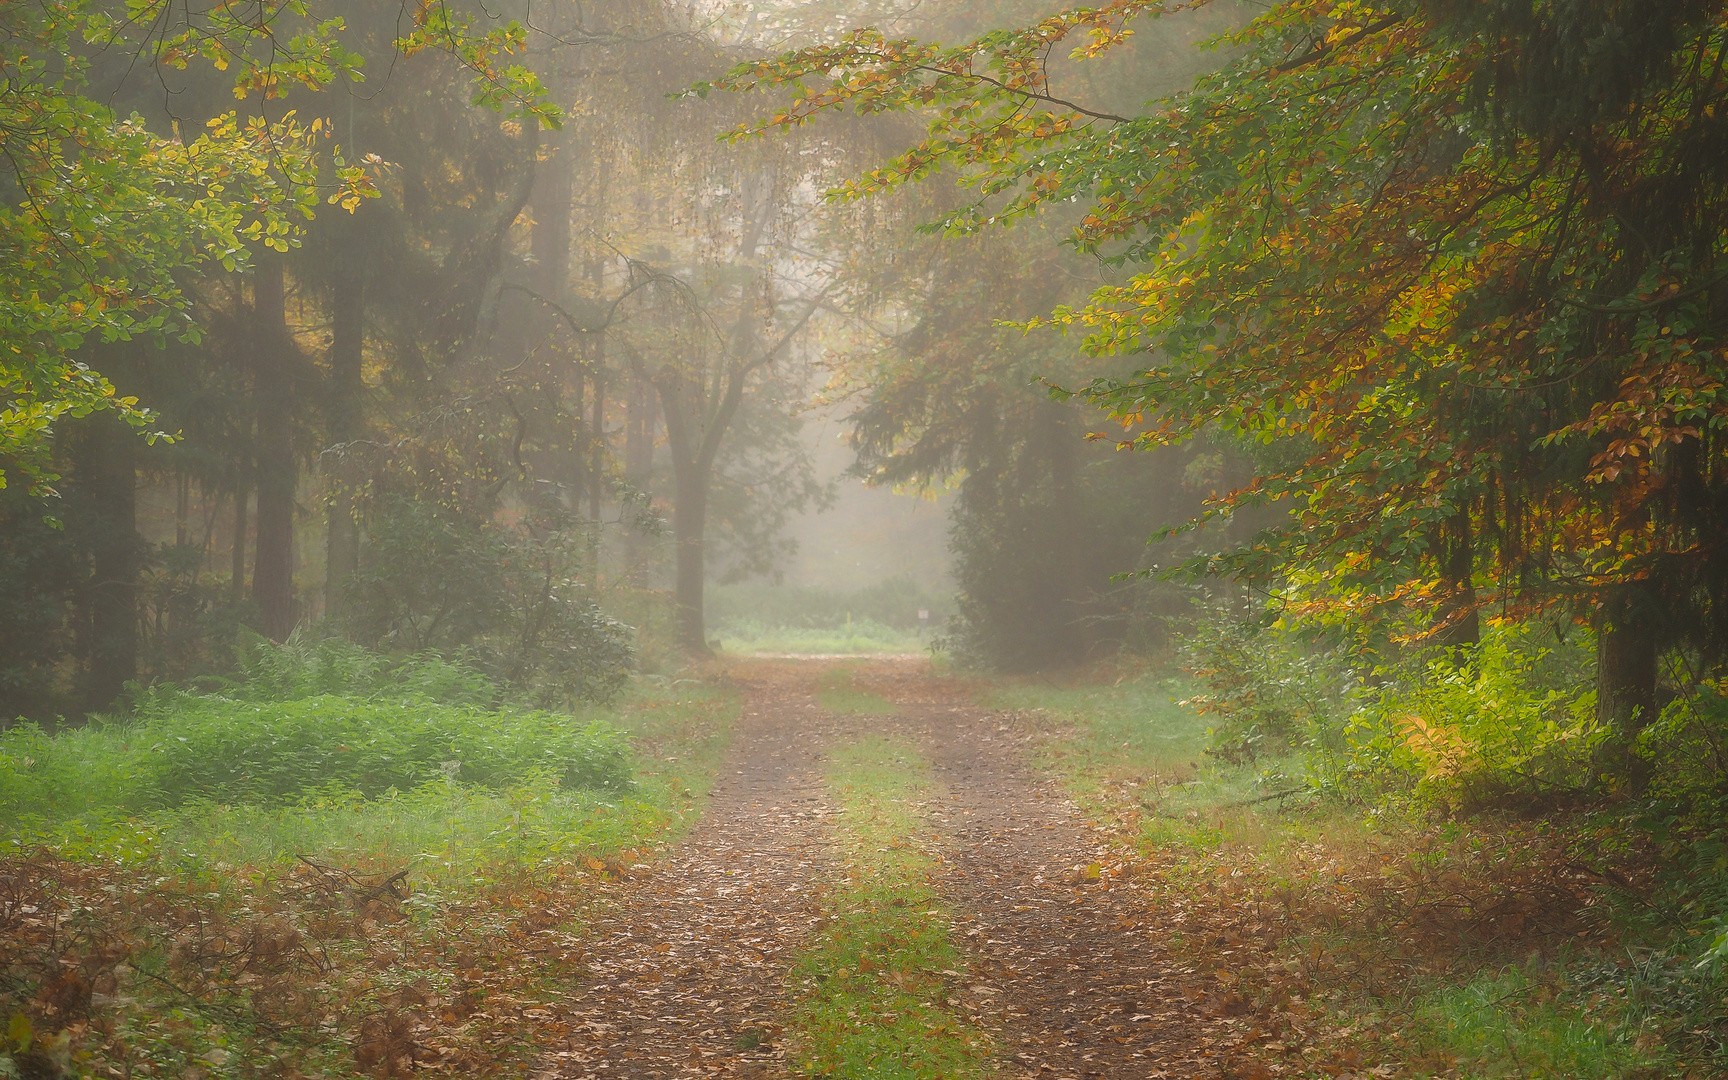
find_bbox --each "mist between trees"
[0,0,1246,719]
[8,0,1728,1076]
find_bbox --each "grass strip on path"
[814,666,901,716]
[786,734,992,1080]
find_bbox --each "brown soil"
[540,658,1218,1080]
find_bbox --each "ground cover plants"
[982,632,1728,1079]
[785,735,990,1079]
[706,580,949,656]
[0,639,740,1079]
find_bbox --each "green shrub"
[1179,613,1355,766]
[1342,624,1600,809]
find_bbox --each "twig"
[1220,786,1311,809]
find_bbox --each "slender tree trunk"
[1433,508,1479,653]
[1041,398,1086,661]
[623,371,654,586]
[252,254,298,641]
[231,479,249,602]
[324,253,364,621]
[78,412,141,712]
[590,370,605,520]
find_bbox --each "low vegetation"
[786,735,990,1079]
[707,579,949,656]
[985,618,1728,1080]
[0,638,739,1079]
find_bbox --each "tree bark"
[230,478,249,602]
[1595,583,1659,790]
[252,253,298,641]
[657,365,750,656]
[623,370,655,586]
[76,412,141,712]
[323,249,364,621]
[671,461,709,654]
[589,369,605,520]
[1432,508,1479,654]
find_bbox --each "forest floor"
[539,658,1291,1080]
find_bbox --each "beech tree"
[713,0,1728,765]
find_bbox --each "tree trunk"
[324,253,364,621]
[671,464,708,655]
[1041,398,1086,662]
[1595,584,1659,791]
[623,371,655,586]
[77,412,141,712]
[658,372,727,657]
[589,369,605,520]
[230,478,249,602]
[1432,508,1479,654]
[252,254,298,641]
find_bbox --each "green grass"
[715,618,931,656]
[816,666,901,715]
[787,736,992,1080]
[978,669,1304,823]
[1406,958,1687,1079]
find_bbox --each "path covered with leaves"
[541,659,1234,1080]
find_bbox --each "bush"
[0,640,636,825]
[341,497,633,704]
[1179,611,1356,767]
[1345,624,1600,810]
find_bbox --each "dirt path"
[542,659,1213,1080]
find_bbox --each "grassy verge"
[979,666,1716,1080]
[0,653,740,1080]
[786,735,991,1080]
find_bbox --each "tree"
[714,0,1728,761]
[0,0,556,493]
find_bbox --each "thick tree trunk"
[658,372,732,657]
[252,254,298,641]
[671,466,708,654]
[324,255,364,621]
[77,413,141,712]
[1595,584,1659,790]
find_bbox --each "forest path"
[540,658,1211,1080]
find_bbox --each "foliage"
[0,0,556,491]
[1178,610,1357,768]
[713,0,1728,753]
[1347,624,1603,810]
[0,692,632,824]
[340,497,634,705]
[221,632,498,707]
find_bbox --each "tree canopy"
[713,0,1728,737]
[0,0,554,491]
